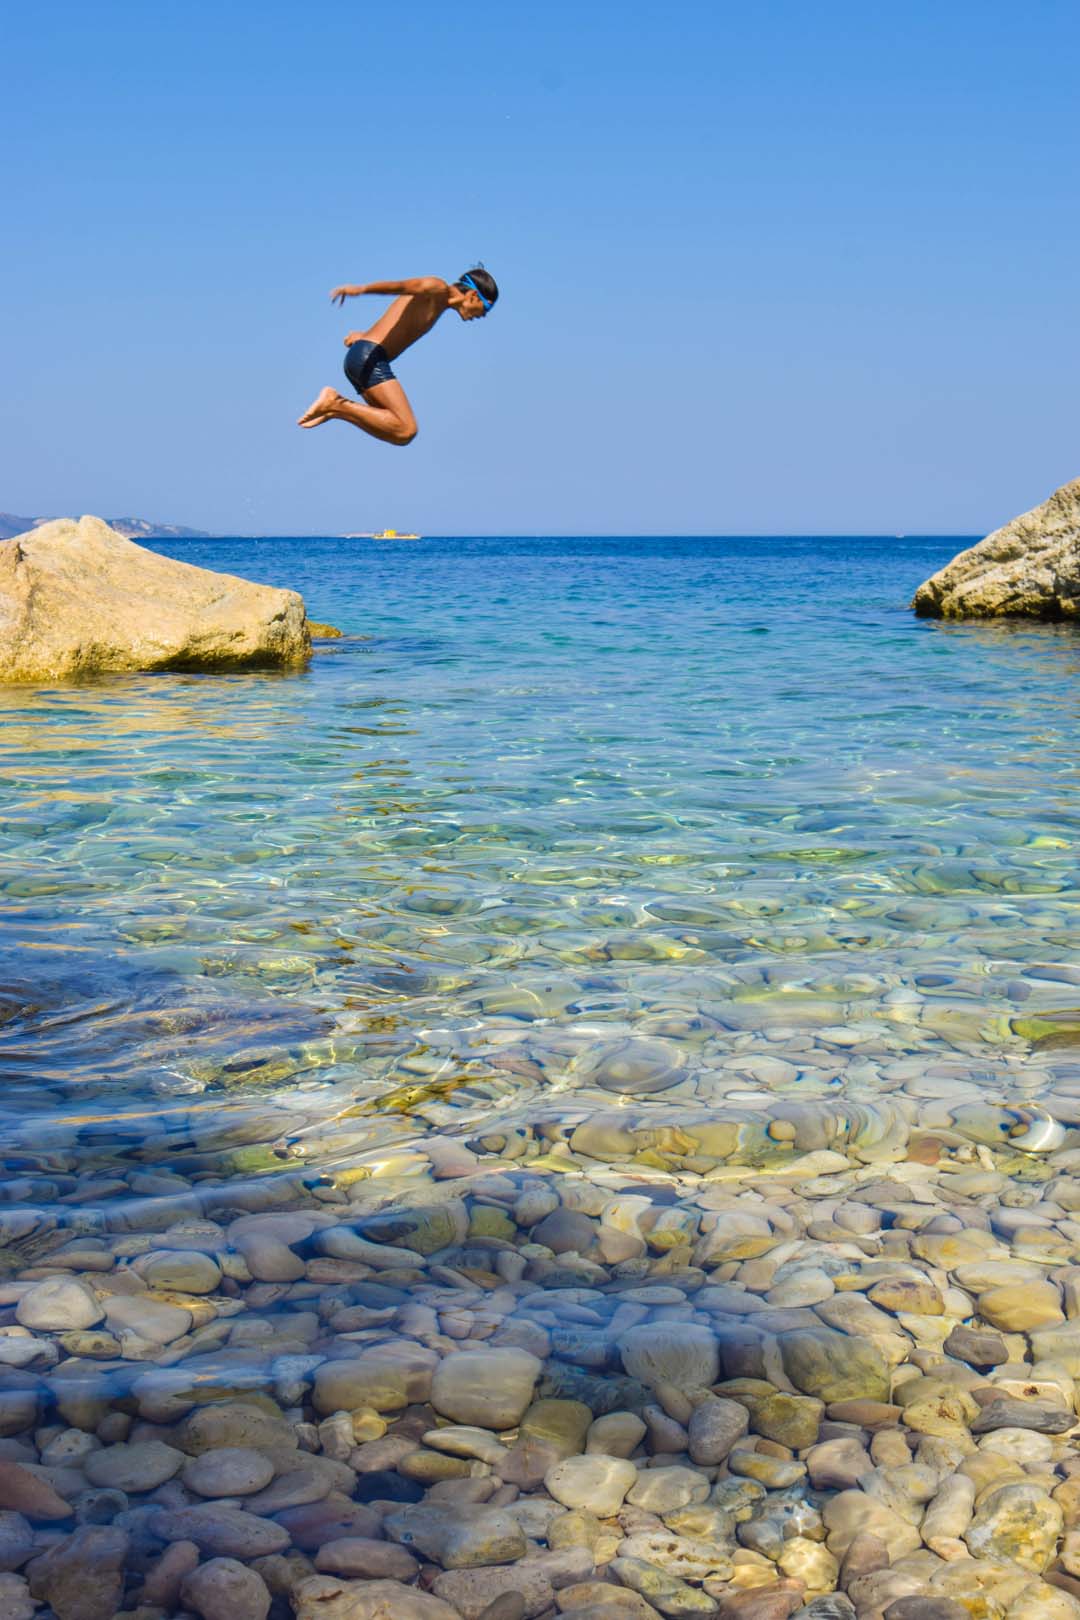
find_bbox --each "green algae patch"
[1011,1010,1080,1049]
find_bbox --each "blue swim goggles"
[460,273,493,314]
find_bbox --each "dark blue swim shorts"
[344,339,396,394]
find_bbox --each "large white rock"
[913,476,1080,619]
[0,516,311,679]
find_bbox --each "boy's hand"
[343,331,365,346]
[330,285,360,305]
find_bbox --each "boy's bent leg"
[297,379,418,445]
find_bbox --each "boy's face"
[457,289,488,321]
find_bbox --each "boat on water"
[342,529,422,540]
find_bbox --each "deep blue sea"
[3,535,1080,1192]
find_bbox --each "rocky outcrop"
[0,516,310,680]
[913,476,1080,619]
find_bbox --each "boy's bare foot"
[298,387,340,427]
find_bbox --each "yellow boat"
[370,528,421,540]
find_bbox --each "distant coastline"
[0,511,209,541]
[2,516,988,543]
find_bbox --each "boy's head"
[453,267,499,320]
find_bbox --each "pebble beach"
[2,534,1080,1620]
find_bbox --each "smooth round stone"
[276,1501,382,1550]
[867,1278,944,1316]
[431,1349,541,1429]
[608,1554,717,1615]
[245,1461,349,1515]
[103,1295,192,1344]
[780,1329,889,1403]
[148,1506,289,1558]
[582,1038,687,1096]
[0,1460,72,1521]
[40,1431,97,1467]
[806,1438,873,1491]
[431,1563,554,1620]
[977,1427,1055,1462]
[618,1531,731,1581]
[777,1534,838,1593]
[620,1323,719,1392]
[554,1584,663,1620]
[514,1187,560,1226]
[627,1466,710,1514]
[15,1279,103,1332]
[943,1325,1008,1368]
[978,1281,1064,1333]
[383,1502,527,1569]
[911,1233,1002,1270]
[901,1392,977,1438]
[232,1233,305,1283]
[727,1450,806,1488]
[748,1392,823,1450]
[545,1455,638,1517]
[687,1398,749,1464]
[519,1400,593,1459]
[467,1207,516,1242]
[0,1337,52,1370]
[964,1481,1063,1571]
[360,1201,468,1256]
[141,1250,222,1295]
[970,1398,1074,1435]
[953,1259,1044,1290]
[313,1344,438,1415]
[177,1401,296,1456]
[398,1450,471,1484]
[84,1441,184,1493]
[587,1412,647,1459]
[422,1427,508,1465]
[766,1268,836,1308]
[313,1538,421,1581]
[822,1491,923,1561]
[182,1447,275,1498]
[531,1210,596,1255]
[73,1488,128,1527]
[181,1557,271,1620]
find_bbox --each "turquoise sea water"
[3,536,1080,1202]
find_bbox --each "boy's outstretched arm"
[330,277,447,305]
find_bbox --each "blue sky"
[4,0,1078,535]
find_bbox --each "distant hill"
[0,512,209,541]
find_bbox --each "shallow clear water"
[3,536,1080,1199]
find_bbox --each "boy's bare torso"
[358,288,452,360]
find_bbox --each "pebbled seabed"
[1,536,1080,1620]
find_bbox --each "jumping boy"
[297,267,499,445]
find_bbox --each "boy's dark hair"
[454,266,499,306]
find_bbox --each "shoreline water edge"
[2,530,1080,1620]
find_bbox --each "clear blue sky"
[4,0,1078,535]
